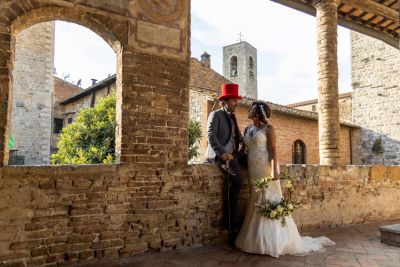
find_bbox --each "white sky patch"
[53,1,352,104]
[191,0,352,104]
[54,21,116,89]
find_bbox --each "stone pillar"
[314,0,340,165]
[0,23,13,166]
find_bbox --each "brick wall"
[11,22,55,165]
[351,32,400,165]
[1,164,399,265]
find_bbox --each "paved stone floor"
[84,220,400,267]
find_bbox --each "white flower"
[284,179,292,189]
[270,210,277,218]
[277,205,284,213]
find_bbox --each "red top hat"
[218,84,242,100]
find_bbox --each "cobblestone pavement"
[83,220,400,267]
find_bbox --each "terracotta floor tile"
[80,220,400,267]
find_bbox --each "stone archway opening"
[6,8,123,166]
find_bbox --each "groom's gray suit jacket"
[205,108,234,163]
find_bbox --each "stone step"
[379,224,400,247]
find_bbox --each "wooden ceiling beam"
[340,0,398,22]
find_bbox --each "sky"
[54,0,352,105]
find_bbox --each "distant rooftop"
[190,86,358,128]
[287,92,352,107]
[60,74,116,105]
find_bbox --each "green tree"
[51,94,116,165]
[188,120,202,161]
[372,136,385,165]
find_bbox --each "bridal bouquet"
[254,173,299,226]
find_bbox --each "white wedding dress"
[235,125,335,257]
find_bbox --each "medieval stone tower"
[351,32,400,165]
[223,41,257,99]
[11,22,55,165]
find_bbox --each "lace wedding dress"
[235,125,335,257]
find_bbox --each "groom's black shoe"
[228,227,240,249]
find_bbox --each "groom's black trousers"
[217,153,243,239]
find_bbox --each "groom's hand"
[221,153,233,162]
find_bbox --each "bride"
[235,101,335,257]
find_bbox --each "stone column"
[314,0,340,165]
[0,23,13,166]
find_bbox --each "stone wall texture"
[11,22,55,165]
[351,32,400,165]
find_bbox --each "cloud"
[258,53,318,104]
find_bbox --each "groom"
[205,83,244,247]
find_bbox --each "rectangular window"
[53,118,64,134]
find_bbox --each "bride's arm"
[239,126,250,153]
[266,125,279,180]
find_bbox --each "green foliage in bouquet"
[254,176,273,191]
[254,172,299,226]
[256,198,299,226]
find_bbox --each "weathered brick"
[67,235,96,244]
[49,243,70,254]
[78,250,93,260]
[90,239,124,249]
[31,246,48,257]
[10,240,42,250]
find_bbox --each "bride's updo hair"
[251,101,271,123]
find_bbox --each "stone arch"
[11,7,122,53]
[2,5,124,165]
[292,139,307,164]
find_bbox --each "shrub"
[188,120,202,161]
[51,94,116,164]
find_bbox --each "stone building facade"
[223,41,257,99]
[287,92,352,122]
[59,74,116,122]
[192,88,359,165]
[51,75,116,153]
[351,32,400,165]
[51,77,82,153]
[11,22,55,165]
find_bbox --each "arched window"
[249,56,254,78]
[230,56,237,77]
[312,105,316,112]
[292,140,307,164]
